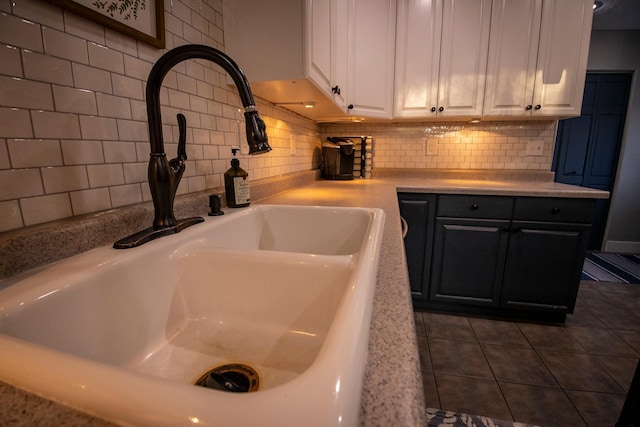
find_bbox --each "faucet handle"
[177,113,187,161]
[169,113,187,171]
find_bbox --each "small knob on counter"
[208,194,224,216]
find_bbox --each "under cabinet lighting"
[275,101,315,109]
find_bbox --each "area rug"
[581,252,640,284]
[426,408,539,427]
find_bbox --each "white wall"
[587,30,640,253]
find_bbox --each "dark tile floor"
[415,280,640,427]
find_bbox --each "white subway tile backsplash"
[189,95,208,113]
[164,13,183,39]
[122,162,146,183]
[96,93,131,119]
[111,73,143,100]
[79,115,118,140]
[0,139,9,168]
[0,12,43,51]
[43,27,88,64]
[8,139,62,168]
[20,192,72,225]
[168,87,190,109]
[109,183,142,207]
[103,141,136,163]
[88,42,124,73]
[186,175,206,192]
[104,28,137,57]
[0,107,33,138]
[130,99,147,121]
[0,45,23,77]
[63,11,105,45]
[32,110,81,139]
[177,73,198,95]
[116,119,147,142]
[136,41,164,64]
[183,23,202,44]
[87,163,124,187]
[0,200,23,231]
[12,0,64,31]
[0,76,53,110]
[70,187,111,215]
[41,165,89,193]
[0,168,43,200]
[72,62,112,93]
[123,54,152,81]
[52,85,97,115]
[61,139,104,165]
[22,50,73,85]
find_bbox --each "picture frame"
[45,0,165,48]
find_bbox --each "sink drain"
[194,363,260,393]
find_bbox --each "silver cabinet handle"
[400,216,409,239]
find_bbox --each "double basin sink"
[0,205,385,426]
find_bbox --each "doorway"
[552,72,631,250]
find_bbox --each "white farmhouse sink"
[0,205,385,427]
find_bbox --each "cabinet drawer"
[513,197,596,223]
[437,195,513,219]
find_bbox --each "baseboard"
[603,240,640,254]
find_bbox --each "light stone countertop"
[0,171,609,426]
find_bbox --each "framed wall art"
[45,0,165,48]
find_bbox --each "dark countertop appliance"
[322,137,355,180]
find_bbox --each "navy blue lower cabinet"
[398,193,436,301]
[400,193,596,322]
[430,218,510,307]
[500,221,590,313]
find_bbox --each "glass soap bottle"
[224,148,250,208]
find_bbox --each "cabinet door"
[398,194,436,299]
[347,0,396,118]
[501,221,590,312]
[483,0,542,116]
[532,0,593,116]
[332,0,348,108]
[307,0,348,109]
[307,0,333,96]
[394,0,442,117]
[436,0,491,117]
[430,218,510,307]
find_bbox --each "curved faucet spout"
[146,44,270,156]
[113,44,270,248]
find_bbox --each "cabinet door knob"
[525,105,532,110]
[348,104,354,110]
[471,204,479,210]
[431,107,436,112]
[551,207,560,214]
[534,104,542,110]
[332,85,341,95]
[438,106,444,112]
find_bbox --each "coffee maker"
[322,137,355,180]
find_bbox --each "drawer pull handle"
[471,204,479,210]
[400,216,409,239]
[551,207,561,214]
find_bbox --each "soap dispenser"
[224,148,250,208]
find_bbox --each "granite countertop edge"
[0,170,609,426]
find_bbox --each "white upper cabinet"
[222,0,347,120]
[394,0,492,118]
[484,0,594,117]
[307,0,348,109]
[346,0,397,118]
